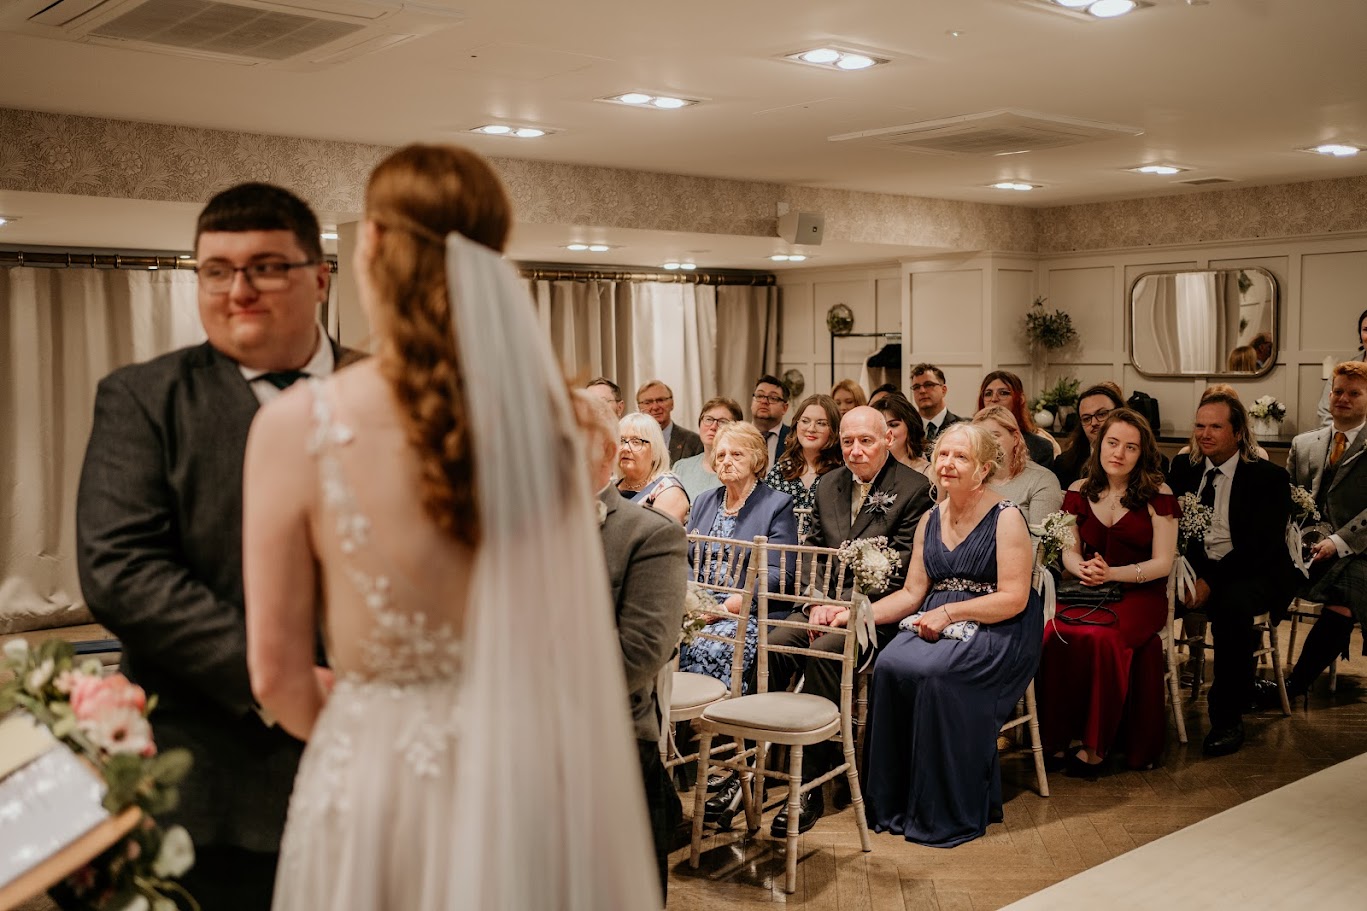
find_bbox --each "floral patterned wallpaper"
[2,106,1365,255]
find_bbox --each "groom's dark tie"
[259,370,308,390]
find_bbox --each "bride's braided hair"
[363,144,512,545]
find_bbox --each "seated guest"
[579,392,687,899]
[1315,309,1367,425]
[1168,392,1298,756]
[872,392,933,479]
[682,421,797,822]
[910,363,962,444]
[679,421,796,691]
[765,394,843,541]
[831,378,867,418]
[862,423,1041,847]
[978,370,1057,466]
[750,374,792,467]
[1281,362,1367,700]
[636,378,703,463]
[616,412,690,524]
[673,396,744,500]
[767,406,933,835]
[1037,409,1177,774]
[1052,382,1126,489]
[1227,345,1257,373]
[586,376,625,418]
[974,405,1064,526]
[869,382,900,407]
[1176,385,1268,459]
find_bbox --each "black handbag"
[1127,391,1161,433]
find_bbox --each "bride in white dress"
[242,144,660,909]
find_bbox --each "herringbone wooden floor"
[668,624,1367,909]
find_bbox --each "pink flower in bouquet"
[69,674,156,756]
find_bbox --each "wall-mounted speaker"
[777,211,825,245]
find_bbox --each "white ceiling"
[1,0,1365,265]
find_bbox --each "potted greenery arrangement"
[1029,375,1081,431]
[1247,395,1287,438]
[1024,296,1078,394]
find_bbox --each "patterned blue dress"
[763,467,823,542]
[865,501,1043,847]
[677,509,755,692]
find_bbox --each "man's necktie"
[852,480,872,523]
[926,422,937,439]
[1199,467,1219,511]
[1329,431,1348,467]
[259,370,308,390]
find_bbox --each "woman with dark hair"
[872,392,932,478]
[765,393,843,539]
[1037,409,1178,776]
[977,371,1056,468]
[245,144,660,908]
[1051,381,1126,490]
[1315,307,1367,425]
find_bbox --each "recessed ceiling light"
[1302,143,1361,157]
[0,216,16,227]
[946,30,965,38]
[663,262,681,270]
[783,46,890,71]
[178,254,191,259]
[1129,164,1187,175]
[470,123,554,138]
[770,254,790,262]
[148,265,159,271]
[770,254,809,262]
[1088,0,1137,16]
[320,231,339,240]
[600,93,699,109]
[989,181,1039,191]
[1053,0,1093,7]
[566,243,589,251]
[662,261,697,270]
[587,244,610,253]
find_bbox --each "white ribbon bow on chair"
[1173,554,1199,603]
[1033,565,1057,624]
[852,589,877,652]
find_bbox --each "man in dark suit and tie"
[750,374,792,468]
[580,392,687,901]
[637,378,703,464]
[910,363,963,445]
[762,406,933,834]
[1281,362,1367,699]
[1167,392,1297,756]
[76,183,364,911]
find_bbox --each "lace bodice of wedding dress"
[272,380,476,910]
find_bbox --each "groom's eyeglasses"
[196,259,319,293]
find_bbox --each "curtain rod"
[1,247,776,286]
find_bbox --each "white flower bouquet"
[1291,484,1320,524]
[680,581,715,645]
[836,536,901,596]
[1,638,198,910]
[1030,511,1076,568]
[1176,492,1213,551]
[1286,484,1331,578]
[1247,395,1287,422]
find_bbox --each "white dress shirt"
[1200,453,1239,561]
[238,323,336,405]
[924,407,951,438]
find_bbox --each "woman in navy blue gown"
[863,422,1042,847]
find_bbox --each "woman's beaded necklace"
[722,479,758,516]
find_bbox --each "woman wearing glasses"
[976,371,1057,468]
[673,397,744,500]
[1051,382,1127,489]
[616,412,690,524]
[765,394,843,540]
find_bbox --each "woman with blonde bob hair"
[245,144,661,909]
[974,405,1064,527]
[861,421,1042,847]
[616,411,689,524]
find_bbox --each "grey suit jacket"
[667,424,704,465]
[808,458,934,600]
[76,339,364,852]
[598,486,688,743]
[1288,425,1367,553]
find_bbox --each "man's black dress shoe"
[1202,722,1245,757]
[703,774,744,830]
[705,771,731,793]
[771,787,823,838]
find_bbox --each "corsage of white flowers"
[836,536,902,650]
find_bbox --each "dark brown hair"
[1055,381,1126,481]
[364,144,512,545]
[872,393,926,460]
[195,182,324,261]
[1080,408,1166,510]
[775,394,843,481]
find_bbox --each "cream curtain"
[0,267,204,632]
[528,278,777,425]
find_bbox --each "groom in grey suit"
[76,184,362,911]
[580,392,688,900]
[1282,361,1367,699]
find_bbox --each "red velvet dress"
[1037,490,1179,769]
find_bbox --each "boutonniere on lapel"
[863,491,897,518]
[596,499,608,527]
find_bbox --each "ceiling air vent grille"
[1177,177,1236,186]
[89,0,364,60]
[829,109,1142,157]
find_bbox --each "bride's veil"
[444,232,661,909]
